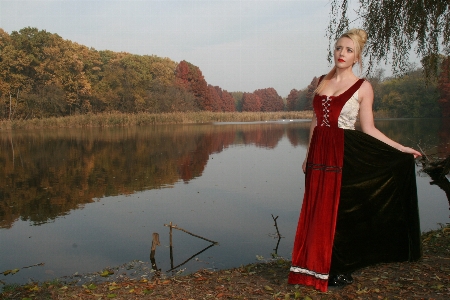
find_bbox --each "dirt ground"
[1,224,449,300]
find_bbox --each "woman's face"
[334,37,357,69]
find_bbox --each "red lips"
[338,58,345,62]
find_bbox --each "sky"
[0,0,358,97]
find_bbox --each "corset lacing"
[321,96,331,127]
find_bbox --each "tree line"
[0,27,288,120]
[0,27,449,120]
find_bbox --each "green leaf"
[107,293,117,298]
[100,269,114,277]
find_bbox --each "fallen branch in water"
[271,214,282,239]
[164,223,218,244]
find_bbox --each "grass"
[0,111,313,130]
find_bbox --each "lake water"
[0,118,449,287]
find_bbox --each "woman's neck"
[334,67,357,82]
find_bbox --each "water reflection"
[0,122,311,229]
[0,118,448,287]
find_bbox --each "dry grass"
[0,111,313,130]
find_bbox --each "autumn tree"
[0,29,33,119]
[208,85,223,112]
[220,89,236,112]
[241,92,261,112]
[286,89,299,111]
[175,60,212,111]
[1,27,243,118]
[209,86,236,112]
[254,88,284,112]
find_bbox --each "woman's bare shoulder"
[360,79,373,90]
[359,80,374,98]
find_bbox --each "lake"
[0,118,449,287]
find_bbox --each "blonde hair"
[315,28,368,94]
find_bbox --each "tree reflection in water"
[0,122,309,229]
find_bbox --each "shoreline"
[1,224,449,299]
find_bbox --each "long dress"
[288,78,422,292]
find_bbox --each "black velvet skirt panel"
[330,129,422,274]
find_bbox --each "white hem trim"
[290,266,329,280]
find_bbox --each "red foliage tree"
[220,89,236,112]
[438,56,450,117]
[208,85,223,112]
[286,89,300,111]
[241,92,262,112]
[175,60,212,111]
[254,88,284,112]
[212,86,236,112]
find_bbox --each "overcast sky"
[0,0,359,97]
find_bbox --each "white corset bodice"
[338,90,360,130]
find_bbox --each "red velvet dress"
[288,79,421,292]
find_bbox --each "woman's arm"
[302,112,317,172]
[358,81,421,158]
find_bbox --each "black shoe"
[337,273,353,284]
[327,274,345,288]
[328,273,353,287]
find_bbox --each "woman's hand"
[302,157,307,173]
[399,146,422,158]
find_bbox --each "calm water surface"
[0,118,449,287]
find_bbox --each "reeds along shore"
[0,111,313,130]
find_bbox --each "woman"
[288,29,422,292]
